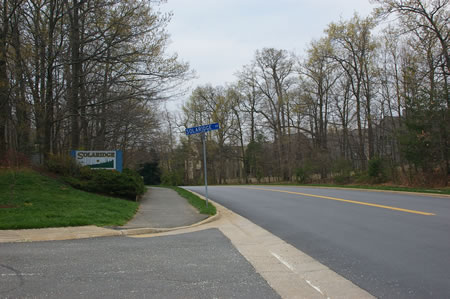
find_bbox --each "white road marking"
[270,251,295,272]
[1,273,42,277]
[306,279,326,296]
[270,251,330,298]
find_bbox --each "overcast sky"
[161,0,377,107]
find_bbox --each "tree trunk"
[0,1,9,156]
[11,9,30,154]
[69,0,81,149]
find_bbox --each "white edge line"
[270,251,329,298]
[270,251,295,272]
[1,273,42,277]
[305,279,325,296]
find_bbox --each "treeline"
[161,0,449,186]
[0,0,190,165]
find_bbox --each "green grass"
[0,169,139,229]
[166,186,216,215]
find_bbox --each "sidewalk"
[122,187,208,228]
[0,186,211,243]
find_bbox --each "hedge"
[45,155,145,200]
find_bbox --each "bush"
[73,168,145,199]
[368,157,382,178]
[368,157,387,183]
[161,170,184,186]
[46,154,81,177]
[45,155,144,199]
[334,174,351,184]
[138,162,161,185]
[0,150,31,168]
[122,168,146,196]
[352,171,371,184]
[295,167,310,184]
[331,159,352,184]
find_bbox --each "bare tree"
[251,48,297,180]
[326,14,378,168]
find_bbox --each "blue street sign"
[185,122,220,208]
[185,123,220,135]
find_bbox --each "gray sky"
[161,0,376,105]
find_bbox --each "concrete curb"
[0,226,123,243]
[118,211,220,236]
[0,194,220,243]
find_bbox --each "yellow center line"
[243,187,435,216]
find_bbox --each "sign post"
[201,132,209,207]
[185,123,220,207]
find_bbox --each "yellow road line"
[244,187,435,216]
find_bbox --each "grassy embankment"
[165,186,216,215]
[0,169,138,230]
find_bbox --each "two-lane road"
[184,185,450,298]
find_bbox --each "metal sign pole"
[202,132,209,208]
[185,123,219,208]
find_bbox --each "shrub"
[122,168,146,196]
[45,155,144,199]
[74,168,145,199]
[295,167,310,184]
[368,157,387,183]
[79,166,94,180]
[331,159,352,184]
[334,174,351,185]
[368,157,382,178]
[352,171,371,184]
[256,169,263,183]
[0,150,31,168]
[63,176,86,190]
[138,162,161,185]
[46,154,81,177]
[161,170,184,186]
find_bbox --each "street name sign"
[185,123,220,207]
[185,123,220,135]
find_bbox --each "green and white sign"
[70,150,123,172]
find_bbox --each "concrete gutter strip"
[118,212,220,236]
[0,226,122,243]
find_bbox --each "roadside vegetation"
[47,155,145,200]
[154,156,448,196]
[0,169,139,230]
[166,186,216,215]
[285,157,450,195]
[0,1,447,210]
[157,1,448,190]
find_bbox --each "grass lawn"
[0,169,139,229]
[167,186,216,215]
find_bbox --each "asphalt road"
[0,229,279,299]
[184,185,450,298]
